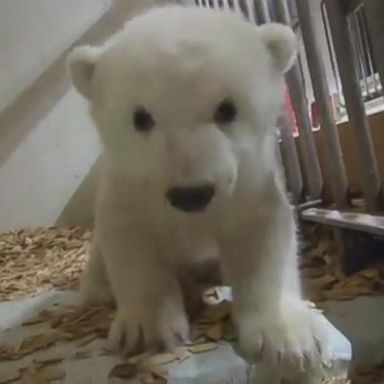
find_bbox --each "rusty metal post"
[273,0,323,201]
[254,0,271,23]
[362,0,384,89]
[295,0,349,209]
[325,0,382,212]
[278,115,304,204]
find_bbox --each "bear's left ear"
[259,23,297,74]
[67,45,103,99]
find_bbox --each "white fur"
[68,5,328,369]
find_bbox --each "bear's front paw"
[108,298,190,355]
[237,301,329,369]
[80,272,114,307]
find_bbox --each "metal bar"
[244,0,256,23]
[362,0,384,92]
[359,8,379,97]
[321,1,344,109]
[208,0,215,8]
[273,0,324,201]
[351,10,370,100]
[356,8,373,99]
[221,0,230,10]
[278,115,304,204]
[254,0,271,24]
[296,199,322,213]
[211,0,219,8]
[325,0,382,212]
[345,0,363,13]
[301,208,384,237]
[296,0,349,209]
[232,0,242,13]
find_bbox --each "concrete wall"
[0,0,173,231]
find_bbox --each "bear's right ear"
[67,45,102,99]
[259,23,297,74]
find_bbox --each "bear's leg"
[220,193,329,371]
[98,224,189,354]
[80,244,114,306]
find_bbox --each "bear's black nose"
[166,185,215,213]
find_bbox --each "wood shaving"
[2,224,382,317]
[19,363,66,384]
[202,287,221,305]
[0,306,112,362]
[76,333,99,347]
[36,366,66,381]
[1,224,369,383]
[173,347,191,364]
[138,362,168,380]
[187,342,218,354]
[205,323,223,341]
[144,353,177,366]
[301,225,384,303]
[128,352,150,365]
[10,333,58,360]
[22,310,52,326]
[139,372,156,383]
[109,363,138,379]
[0,227,90,301]
[70,350,92,360]
[200,300,231,322]
[33,355,65,368]
[0,369,20,384]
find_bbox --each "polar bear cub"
[68,5,328,367]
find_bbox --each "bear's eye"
[133,107,155,133]
[214,100,237,125]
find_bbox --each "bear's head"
[68,6,296,214]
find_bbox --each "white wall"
[0,0,111,113]
[0,0,110,231]
[0,91,101,230]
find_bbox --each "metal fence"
[181,0,384,270]
[321,1,383,115]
